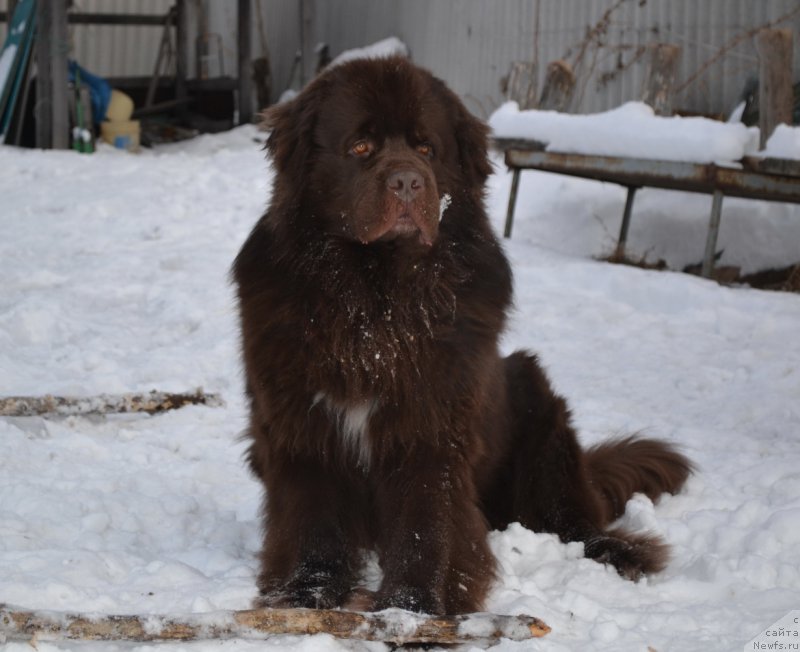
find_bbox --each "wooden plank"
[506,61,538,110]
[538,60,575,112]
[641,44,681,116]
[756,28,794,148]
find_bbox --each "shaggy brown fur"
[232,56,693,615]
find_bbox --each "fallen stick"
[0,389,224,418]
[0,604,550,646]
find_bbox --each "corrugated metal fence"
[0,0,172,77]
[297,0,800,118]
[71,0,172,78]
[2,0,798,116]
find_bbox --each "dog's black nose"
[386,170,424,202]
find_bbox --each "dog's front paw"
[254,569,347,610]
[343,586,376,612]
[374,584,444,615]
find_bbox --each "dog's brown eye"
[416,143,434,158]
[350,141,373,157]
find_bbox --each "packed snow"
[329,37,410,69]
[762,124,800,161]
[488,100,800,166]
[1,113,799,652]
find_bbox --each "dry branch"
[0,389,224,417]
[0,604,550,645]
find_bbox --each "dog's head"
[263,57,491,248]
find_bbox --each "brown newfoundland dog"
[233,56,692,615]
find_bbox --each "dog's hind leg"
[486,351,690,580]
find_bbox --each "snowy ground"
[1,125,799,652]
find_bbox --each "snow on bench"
[490,101,800,278]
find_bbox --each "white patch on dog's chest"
[313,392,377,468]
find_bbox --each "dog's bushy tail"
[586,436,693,526]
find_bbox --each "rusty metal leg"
[504,168,521,238]
[701,190,724,278]
[615,186,638,259]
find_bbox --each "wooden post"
[641,43,681,116]
[299,0,314,85]
[756,28,794,148]
[538,60,575,112]
[35,0,53,148]
[506,61,538,110]
[237,0,253,124]
[50,0,69,149]
[175,0,189,122]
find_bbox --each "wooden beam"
[756,28,794,148]
[67,12,168,26]
[237,0,253,124]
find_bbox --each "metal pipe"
[701,190,725,278]
[615,186,638,258]
[504,168,521,238]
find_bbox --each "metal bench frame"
[497,138,800,278]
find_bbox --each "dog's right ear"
[260,84,322,177]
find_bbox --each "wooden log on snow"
[0,604,550,645]
[756,28,794,148]
[0,389,224,418]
